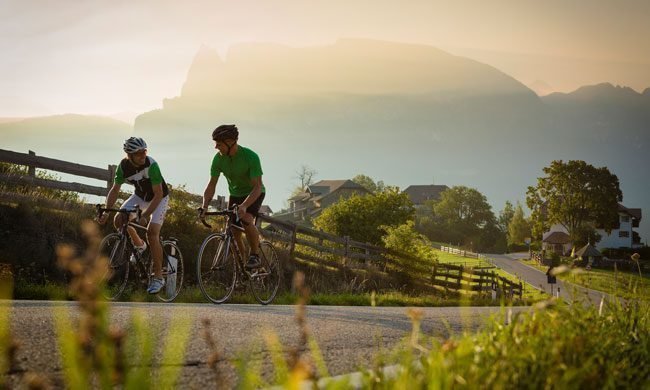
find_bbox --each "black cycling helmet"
[212,124,239,141]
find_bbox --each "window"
[619,231,630,238]
[621,216,630,223]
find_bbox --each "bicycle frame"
[96,205,178,280]
[201,207,249,278]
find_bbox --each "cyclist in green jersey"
[201,124,266,269]
[98,137,170,294]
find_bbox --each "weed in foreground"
[357,296,650,389]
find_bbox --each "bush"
[313,189,414,246]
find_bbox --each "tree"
[313,189,414,246]
[507,203,531,245]
[291,164,317,196]
[498,201,515,233]
[433,186,495,239]
[352,174,385,193]
[295,165,317,191]
[415,186,504,252]
[526,160,622,245]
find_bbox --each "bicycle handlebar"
[197,205,240,228]
[95,204,142,220]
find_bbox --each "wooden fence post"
[107,164,116,189]
[289,225,298,260]
[28,150,36,177]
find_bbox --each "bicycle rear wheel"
[98,233,130,301]
[250,241,281,305]
[197,233,237,304]
[158,240,184,302]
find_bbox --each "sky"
[1,0,650,117]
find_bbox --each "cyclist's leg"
[242,215,260,255]
[118,194,146,247]
[243,192,265,256]
[147,195,170,279]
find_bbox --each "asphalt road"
[3,300,524,388]
[487,253,609,304]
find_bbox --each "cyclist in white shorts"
[98,137,170,294]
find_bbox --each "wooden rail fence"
[0,148,224,207]
[431,263,523,299]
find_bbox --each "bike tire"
[98,233,130,301]
[250,240,281,305]
[157,240,185,302]
[197,233,237,304]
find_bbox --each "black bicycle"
[197,206,281,305]
[96,204,184,302]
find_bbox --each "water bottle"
[165,245,178,296]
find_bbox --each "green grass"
[12,283,541,307]
[433,248,490,267]
[522,259,650,299]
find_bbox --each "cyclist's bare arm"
[201,176,218,214]
[105,183,122,209]
[99,183,122,224]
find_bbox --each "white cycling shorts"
[122,194,170,226]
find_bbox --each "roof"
[308,180,366,195]
[288,192,311,202]
[574,243,603,258]
[402,185,449,205]
[618,204,642,221]
[543,231,571,244]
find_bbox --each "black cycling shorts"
[228,192,266,218]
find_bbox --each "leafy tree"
[313,189,414,246]
[433,186,495,239]
[414,186,504,252]
[507,203,531,245]
[498,201,515,233]
[526,160,622,245]
[352,174,385,193]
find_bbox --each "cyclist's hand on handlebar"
[97,212,109,225]
[197,207,206,219]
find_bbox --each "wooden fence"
[431,263,523,299]
[257,214,431,276]
[0,148,224,207]
[440,245,479,258]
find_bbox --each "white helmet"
[123,137,147,153]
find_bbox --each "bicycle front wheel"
[197,233,236,304]
[250,241,281,305]
[157,240,185,302]
[98,233,130,301]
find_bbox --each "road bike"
[96,204,184,302]
[197,206,281,305]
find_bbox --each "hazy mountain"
[528,80,554,96]
[132,40,649,240]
